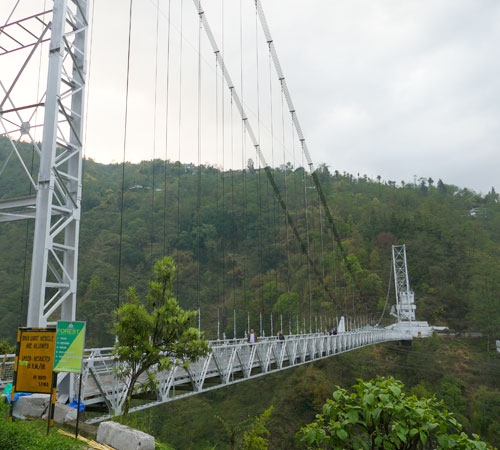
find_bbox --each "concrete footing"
[8,394,77,424]
[97,421,155,450]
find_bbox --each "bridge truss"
[0,327,412,422]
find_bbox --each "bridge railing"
[0,328,412,422]
[81,328,411,421]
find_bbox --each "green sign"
[53,321,86,373]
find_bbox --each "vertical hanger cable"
[116,0,135,308]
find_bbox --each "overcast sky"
[4,0,499,194]
[259,0,500,194]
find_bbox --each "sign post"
[11,328,57,429]
[54,321,86,373]
[14,328,56,394]
[54,321,86,437]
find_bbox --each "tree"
[241,406,274,450]
[437,178,447,193]
[113,256,210,415]
[298,376,494,450]
[471,386,500,445]
[273,292,300,318]
[0,339,14,354]
[215,414,252,450]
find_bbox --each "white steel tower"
[0,0,89,328]
[390,244,416,322]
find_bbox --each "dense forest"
[1,137,499,343]
[1,136,500,447]
[144,337,500,449]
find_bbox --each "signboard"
[53,321,86,373]
[15,328,56,394]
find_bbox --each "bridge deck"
[0,328,411,423]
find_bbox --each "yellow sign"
[15,328,56,394]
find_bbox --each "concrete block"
[12,393,49,419]
[52,403,78,423]
[97,421,155,450]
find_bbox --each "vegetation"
[241,406,274,450]
[298,376,493,449]
[0,339,15,355]
[0,398,176,449]
[133,338,498,449]
[113,256,210,415]
[1,136,499,448]
[1,138,499,344]
[0,399,85,450]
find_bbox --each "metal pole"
[233,309,236,339]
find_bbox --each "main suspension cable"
[193,0,335,304]
[254,0,358,287]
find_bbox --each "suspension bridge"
[1,325,418,422]
[0,1,433,422]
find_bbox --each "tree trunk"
[123,372,142,416]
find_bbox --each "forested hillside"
[1,137,500,447]
[1,137,499,346]
[143,336,500,449]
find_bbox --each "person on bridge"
[248,329,257,345]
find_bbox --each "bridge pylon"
[1,0,89,328]
[1,0,89,399]
[390,245,416,322]
[387,245,433,337]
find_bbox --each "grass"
[0,398,174,449]
[0,413,86,449]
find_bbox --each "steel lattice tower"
[0,0,89,328]
[391,244,416,322]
